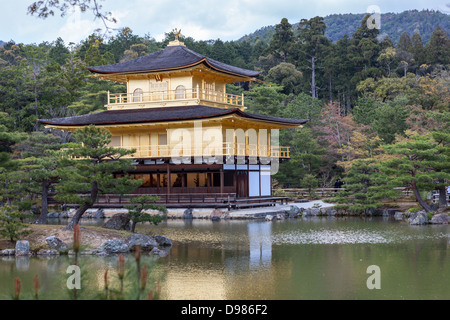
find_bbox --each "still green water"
[1,217,449,300]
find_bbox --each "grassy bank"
[0,224,133,251]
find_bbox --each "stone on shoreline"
[394,212,405,220]
[37,249,60,256]
[95,238,129,254]
[46,236,69,254]
[430,213,449,224]
[60,211,70,219]
[155,235,172,247]
[15,241,30,256]
[102,213,130,230]
[408,210,428,225]
[326,207,337,216]
[93,209,105,219]
[150,247,169,257]
[47,212,60,219]
[124,234,158,251]
[0,249,15,256]
[210,209,228,221]
[183,208,193,219]
[286,205,302,218]
[302,208,323,217]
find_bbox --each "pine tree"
[328,159,399,214]
[267,18,294,63]
[381,132,450,212]
[266,62,303,94]
[0,124,26,169]
[84,40,107,67]
[125,195,167,233]
[295,16,330,98]
[48,37,70,65]
[397,32,413,53]
[348,14,381,74]
[411,32,425,66]
[425,26,450,65]
[56,125,142,230]
[0,206,32,242]
[18,132,64,224]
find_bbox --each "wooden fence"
[274,188,344,199]
[275,187,449,204]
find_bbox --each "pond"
[0,216,449,300]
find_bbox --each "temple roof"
[87,45,261,78]
[38,105,307,127]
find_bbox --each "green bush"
[0,206,32,242]
[406,207,421,214]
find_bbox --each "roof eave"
[37,108,306,128]
[87,58,261,80]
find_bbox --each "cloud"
[2,0,447,44]
[115,0,448,42]
[55,7,104,43]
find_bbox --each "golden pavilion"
[39,36,307,207]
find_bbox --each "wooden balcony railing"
[108,88,244,108]
[118,143,290,159]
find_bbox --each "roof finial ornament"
[174,28,182,41]
[168,28,185,47]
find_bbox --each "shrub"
[0,206,32,242]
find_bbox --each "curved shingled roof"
[38,105,308,127]
[87,45,262,78]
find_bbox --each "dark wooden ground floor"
[51,161,290,209]
[124,162,276,199]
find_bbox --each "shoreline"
[51,200,337,220]
[1,200,447,254]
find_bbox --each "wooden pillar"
[157,173,160,194]
[207,171,211,194]
[234,169,238,198]
[167,165,171,195]
[246,167,249,198]
[220,169,224,194]
[182,172,186,194]
[259,164,262,197]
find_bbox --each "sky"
[1,0,449,44]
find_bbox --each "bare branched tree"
[27,0,119,36]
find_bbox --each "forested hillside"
[240,10,449,44]
[0,11,449,213]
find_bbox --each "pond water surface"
[1,216,449,300]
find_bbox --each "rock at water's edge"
[15,241,30,256]
[408,210,428,225]
[124,234,158,251]
[95,238,129,254]
[103,213,130,230]
[155,235,172,247]
[45,236,69,253]
[183,208,193,219]
[430,213,449,224]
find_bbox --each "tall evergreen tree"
[329,159,399,214]
[84,40,107,66]
[348,14,381,78]
[18,132,64,224]
[22,44,49,131]
[48,37,70,65]
[397,32,413,53]
[56,125,142,230]
[267,18,295,63]
[295,16,330,98]
[381,132,450,212]
[425,26,450,65]
[411,32,425,66]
